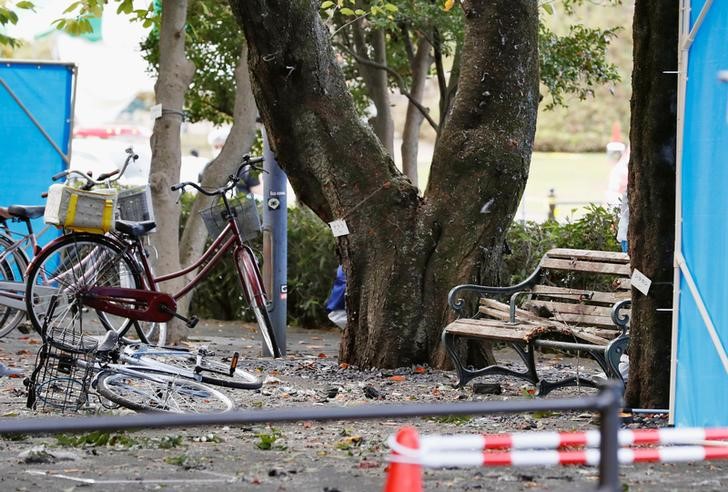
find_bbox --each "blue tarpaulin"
[673,0,728,427]
[0,60,74,244]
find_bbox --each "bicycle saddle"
[96,329,120,352]
[7,205,45,220]
[115,220,156,237]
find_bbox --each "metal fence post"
[261,128,287,356]
[597,383,622,492]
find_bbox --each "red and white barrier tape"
[387,445,728,468]
[415,427,728,452]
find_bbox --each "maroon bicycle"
[24,156,281,357]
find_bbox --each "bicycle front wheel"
[25,234,142,337]
[95,368,233,413]
[236,247,281,358]
[123,345,261,390]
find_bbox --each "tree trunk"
[353,24,395,155]
[624,0,678,408]
[176,44,258,318]
[400,37,432,186]
[229,0,538,368]
[148,0,195,343]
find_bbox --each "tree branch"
[338,43,439,133]
[432,28,449,122]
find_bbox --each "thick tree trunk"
[624,0,678,408]
[401,38,432,186]
[230,0,538,368]
[176,44,258,318]
[353,24,395,155]
[148,0,195,343]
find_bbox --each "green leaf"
[339,7,355,15]
[16,1,35,10]
[62,1,81,15]
[116,0,131,14]
[354,9,366,15]
[543,3,554,15]
[320,0,335,8]
[382,3,398,13]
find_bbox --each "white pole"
[670,0,692,425]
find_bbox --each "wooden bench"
[442,248,632,396]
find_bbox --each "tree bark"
[148,0,195,343]
[400,37,432,186]
[353,24,395,155]
[624,0,678,408]
[176,44,258,318]
[229,0,538,368]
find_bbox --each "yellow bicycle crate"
[44,184,117,234]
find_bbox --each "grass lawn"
[413,149,615,222]
[520,152,615,222]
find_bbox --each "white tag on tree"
[150,104,163,120]
[631,268,652,295]
[329,219,350,237]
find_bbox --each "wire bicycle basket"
[26,298,98,413]
[200,195,261,241]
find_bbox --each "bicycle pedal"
[229,352,239,376]
[187,316,199,329]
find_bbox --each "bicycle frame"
[82,194,266,323]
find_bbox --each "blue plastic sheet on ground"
[0,60,73,245]
[675,0,728,427]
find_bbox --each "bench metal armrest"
[448,268,540,316]
[611,299,631,336]
[508,290,533,323]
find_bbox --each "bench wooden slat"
[615,278,631,290]
[479,298,546,322]
[530,285,630,304]
[445,318,611,345]
[540,258,631,276]
[544,312,616,328]
[546,248,630,264]
[446,319,536,343]
[525,300,614,319]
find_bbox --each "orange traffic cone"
[383,426,423,492]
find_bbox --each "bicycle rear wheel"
[0,234,29,338]
[123,345,261,389]
[236,247,281,358]
[25,234,142,338]
[95,368,233,413]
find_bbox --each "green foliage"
[256,427,285,450]
[56,431,138,448]
[504,204,620,284]
[428,415,472,425]
[140,0,243,125]
[0,1,35,48]
[286,206,338,327]
[539,23,621,110]
[164,454,189,466]
[535,1,632,151]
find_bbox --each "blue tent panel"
[0,61,74,245]
[675,1,728,427]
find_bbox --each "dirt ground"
[0,320,726,491]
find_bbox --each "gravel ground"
[0,320,725,491]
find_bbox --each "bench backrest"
[525,248,631,331]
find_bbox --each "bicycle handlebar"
[53,148,138,190]
[170,155,265,195]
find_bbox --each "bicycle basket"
[118,185,155,223]
[27,327,97,413]
[200,196,261,241]
[44,183,117,234]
